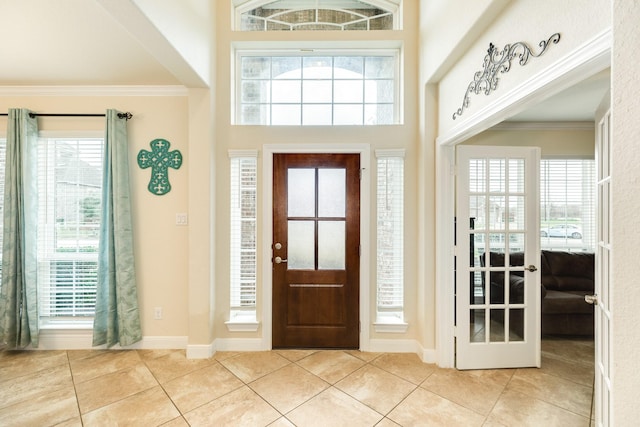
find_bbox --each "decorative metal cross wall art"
[137,139,183,196]
[452,32,561,120]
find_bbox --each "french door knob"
[274,256,287,264]
[525,265,537,272]
[585,294,598,305]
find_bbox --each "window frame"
[233,47,402,126]
[374,149,407,332]
[233,0,402,31]
[540,157,596,253]
[37,131,104,330]
[226,149,260,332]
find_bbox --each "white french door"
[593,93,612,426]
[456,145,541,370]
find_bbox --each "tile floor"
[0,336,594,426]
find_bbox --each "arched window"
[234,0,401,31]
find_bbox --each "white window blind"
[38,138,103,319]
[540,159,595,252]
[376,150,404,316]
[230,152,258,310]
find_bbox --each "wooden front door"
[272,153,360,348]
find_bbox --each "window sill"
[225,311,260,332]
[374,314,408,333]
[40,319,94,330]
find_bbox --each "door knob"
[585,294,598,305]
[274,256,287,264]
[525,265,537,272]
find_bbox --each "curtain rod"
[0,112,133,120]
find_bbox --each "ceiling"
[0,0,610,122]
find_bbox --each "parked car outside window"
[540,224,582,239]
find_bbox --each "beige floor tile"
[387,388,485,427]
[143,350,214,384]
[163,362,244,413]
[542,337,594,366]
[219,351,290,383]
[275,349,318,362]
[0,363,73,410]
[69,350,141,384]
[66,350,102,361]
[82,386,180,426]
[540,354,594,387]
[371,353,436,385]
[0,385,79,427]
[160,416,190,427]
[251,364,329,414]
[269,416,297,426]
[508,368,593,417]
[75,362,158,414]
[212,351,242,361]
[421,368,506,416]
[336,365,416,415]
[346,350,383,363]
[137,349,178,361]
[486,389,590,426]
[54,417,83,427]
[296,351,365,384]
[184,386,281,427]
[287,387,383,427]
[0,350,68,382]
[375,418,402,426]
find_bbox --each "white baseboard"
[369,339,436,364]
[186,343,215,359]
[214,338,265,352]
[34,330,188,351]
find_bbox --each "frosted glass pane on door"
[288,169,315,217]
[288,221,315,269]
[318,169,346,217]
[318,221,345,270]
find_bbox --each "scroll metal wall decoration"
[452,32,561,120]
[137,139,183,195]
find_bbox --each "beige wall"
[438,0,610,134]
[0,94,192,339]
[611,0,640,421]
[212,1,422,344]
[464,127,595,157]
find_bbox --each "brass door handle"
[525,265,537,272]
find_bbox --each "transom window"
[235,0,400,31]
[236,52,399,125]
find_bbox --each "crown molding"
[492,121,594,131]
[0,85,189,97]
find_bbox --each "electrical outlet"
[176,213,188,226]
[154,307,163,320]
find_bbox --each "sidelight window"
[228,151,259,330]
[375,149,406,330]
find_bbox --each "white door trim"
[261,144,372,351]
[435,28,612,368]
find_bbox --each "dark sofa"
[484,250,594,336]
